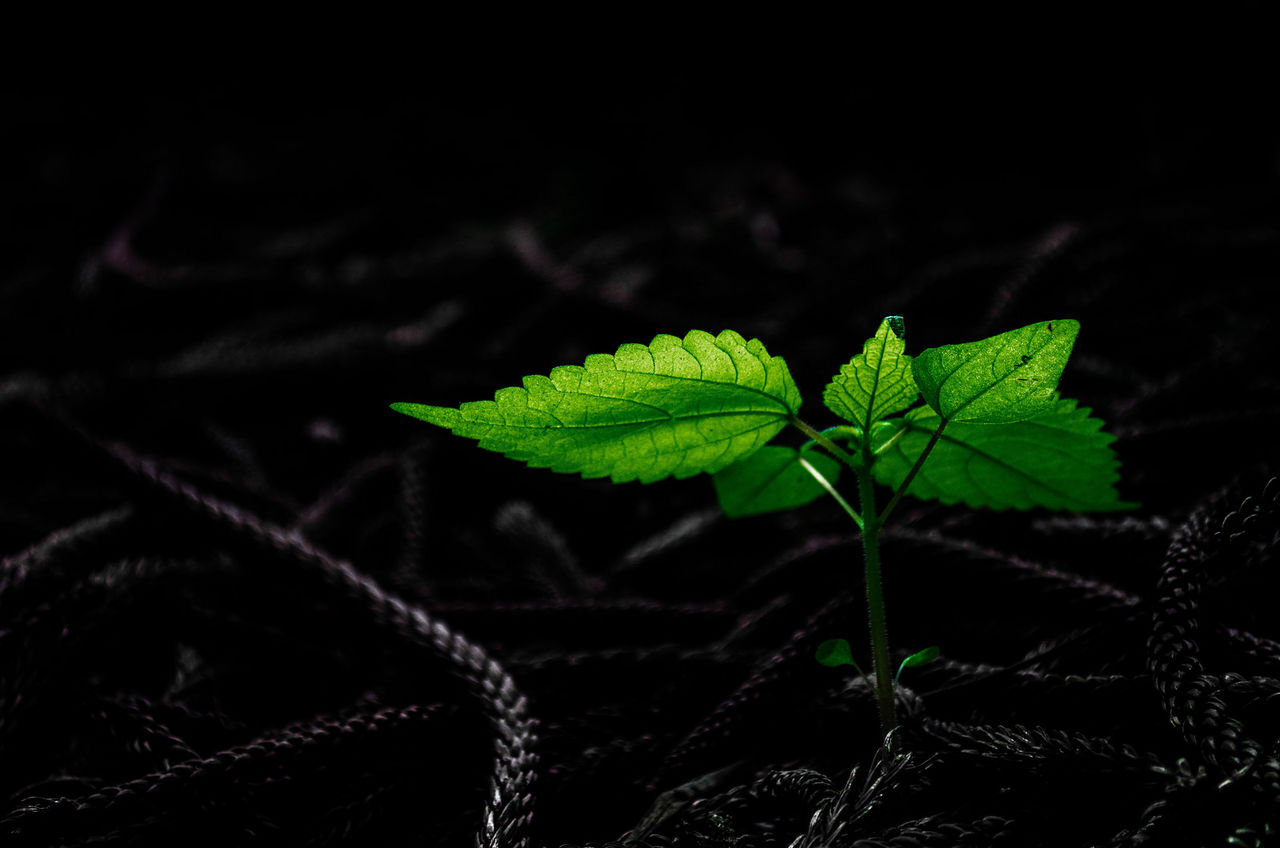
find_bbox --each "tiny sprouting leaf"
[816,638,860,669]
[895,646,940,683]
[712,445,842,518]
[823,316,918,429]
[391,329,801,484]
[872,398,1137,511]
[820,424,864,448]
[912,319,1079,423]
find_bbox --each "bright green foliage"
[912,319,1079,423]
[871,398,1135,511]
[823,316,918,430]
[391,330,801,484]
[895,646,940,683]
[712,446,842,518]
[394,315,1133,735]
[820,425,864,448]
[816,638,859,669]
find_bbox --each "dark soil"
[3,71,1279,846]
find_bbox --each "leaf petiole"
[878,418,947,524]
[798,457,863,531]
[799,425,861,462]
[791,416,861,472]
[871,423,907,458]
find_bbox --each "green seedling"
[817,637,938,696]
[816,637,876,692]
[816,637,861,670]
[895,646,940,684]
[392,318,1134,734]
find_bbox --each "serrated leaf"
[816,638,859,669]
[871,398,1137,511]
[391,329,801,484]
[712,445,842,518]
[912,319,1079,423]
[823,316,917,429]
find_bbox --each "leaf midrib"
[903,417,1106,507]
[478,407,790,431]
[568,365,796,415]
[483,363,797,430]
[732,453,802,512]
[932,336,1024,418]
[861,333,889,428]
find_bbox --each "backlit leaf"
[823,316,917,429]
[816,638,859,669]
[713,445,842,518]
[391,330,801,483]
[871,398,1136,511]
[895,646,940,683]
[912,319,1079,423]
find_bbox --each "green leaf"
[391,329,802,484]
[818,424,863,448]
[871,398,1137,511]
[912,319,1079,423]
[823,316,918,429]
[895,646,940,683]
[712,445,842,518]
[816,638,860,669]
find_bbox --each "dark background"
[3,69,1279,845]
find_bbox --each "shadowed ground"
[2,74,1279,846]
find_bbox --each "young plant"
[391,318,1133,734]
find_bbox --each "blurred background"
[3,66,1279,845]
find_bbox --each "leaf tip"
[389,402,462,429]
[895,645,941,682]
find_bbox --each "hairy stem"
[856,463,896,734]
[790,416,860,471]
[878,418,948,524]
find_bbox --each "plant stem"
[878,418,948,524]
[795,414,932,733]
[871,424,907,457]
[790,416,860,472]
[798,457,863,531]
[856,462,896,734]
